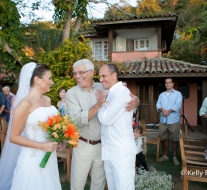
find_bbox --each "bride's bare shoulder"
[15,97,33,113]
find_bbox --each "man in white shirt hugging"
[97,64,137,190]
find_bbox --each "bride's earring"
[37,84,40,90]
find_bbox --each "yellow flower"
[53,124,58,131]
[52,132,58,139]
[42,126,48,131]
[38,121,49,131]
[68,139,78,147]
[62,124,67,130]
[56,123,62,129]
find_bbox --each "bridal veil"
[0,62,36,190]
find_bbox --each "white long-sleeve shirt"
[135,137,143,154]
[97,81,137,161]
[199,97,207,116]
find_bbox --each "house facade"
[85,14,207,131]
[86,14,177,62]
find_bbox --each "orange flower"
[47,116,53,126]
[54,115,62,124]
[70,133,80,139]
[64,124,77,138]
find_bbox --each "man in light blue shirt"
[156,77,182,165]
[199,97,207,156]
[199,97,207,119]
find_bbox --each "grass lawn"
[59,143,206,190]
[59,162,90,190]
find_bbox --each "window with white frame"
[134,39,149,51]
[94,40,109,61]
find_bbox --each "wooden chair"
[179,129,207,190]
[140,136,147,157]
[139,120,161,162]
[56,147,72,183]
[184,125,207,140]
[0,117,7,154]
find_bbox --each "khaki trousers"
[70,140,106,190]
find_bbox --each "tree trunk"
[62,9,72,43]
[0,38,23,65]
[73,17,82,34]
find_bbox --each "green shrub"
[46,76,76,106]
[38,36,92,105]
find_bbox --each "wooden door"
[137,83,160,124]
[126,39,134,52]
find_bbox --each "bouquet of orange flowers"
[38,114,80,168]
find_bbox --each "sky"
[20,0,138,23]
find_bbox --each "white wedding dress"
[10,106,62,190]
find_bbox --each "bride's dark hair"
[30,64,50,87]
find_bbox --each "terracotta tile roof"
[120,58,207,75]
[91,13,177,24]
[80,31,98,37]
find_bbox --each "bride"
[0,62,61,190]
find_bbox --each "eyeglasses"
[72,70,91,76]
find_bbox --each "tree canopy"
[163,0,207,63]
[0,0,92,86]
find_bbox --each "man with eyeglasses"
[156,77,182,166]
[66,59,139,190]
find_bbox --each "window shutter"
[126,39,134,52]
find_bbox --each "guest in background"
[156,77,182,166]
[199,97,207,119]
[0,85,6,117]
[122,81,127,87]
[133,125,148,171]
[57,87,68,116]
[5,85,15,96]
[132,113,138,127]
[199,97,207,159]
[2,86,13,124]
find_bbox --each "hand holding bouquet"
[38,114,80,168]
